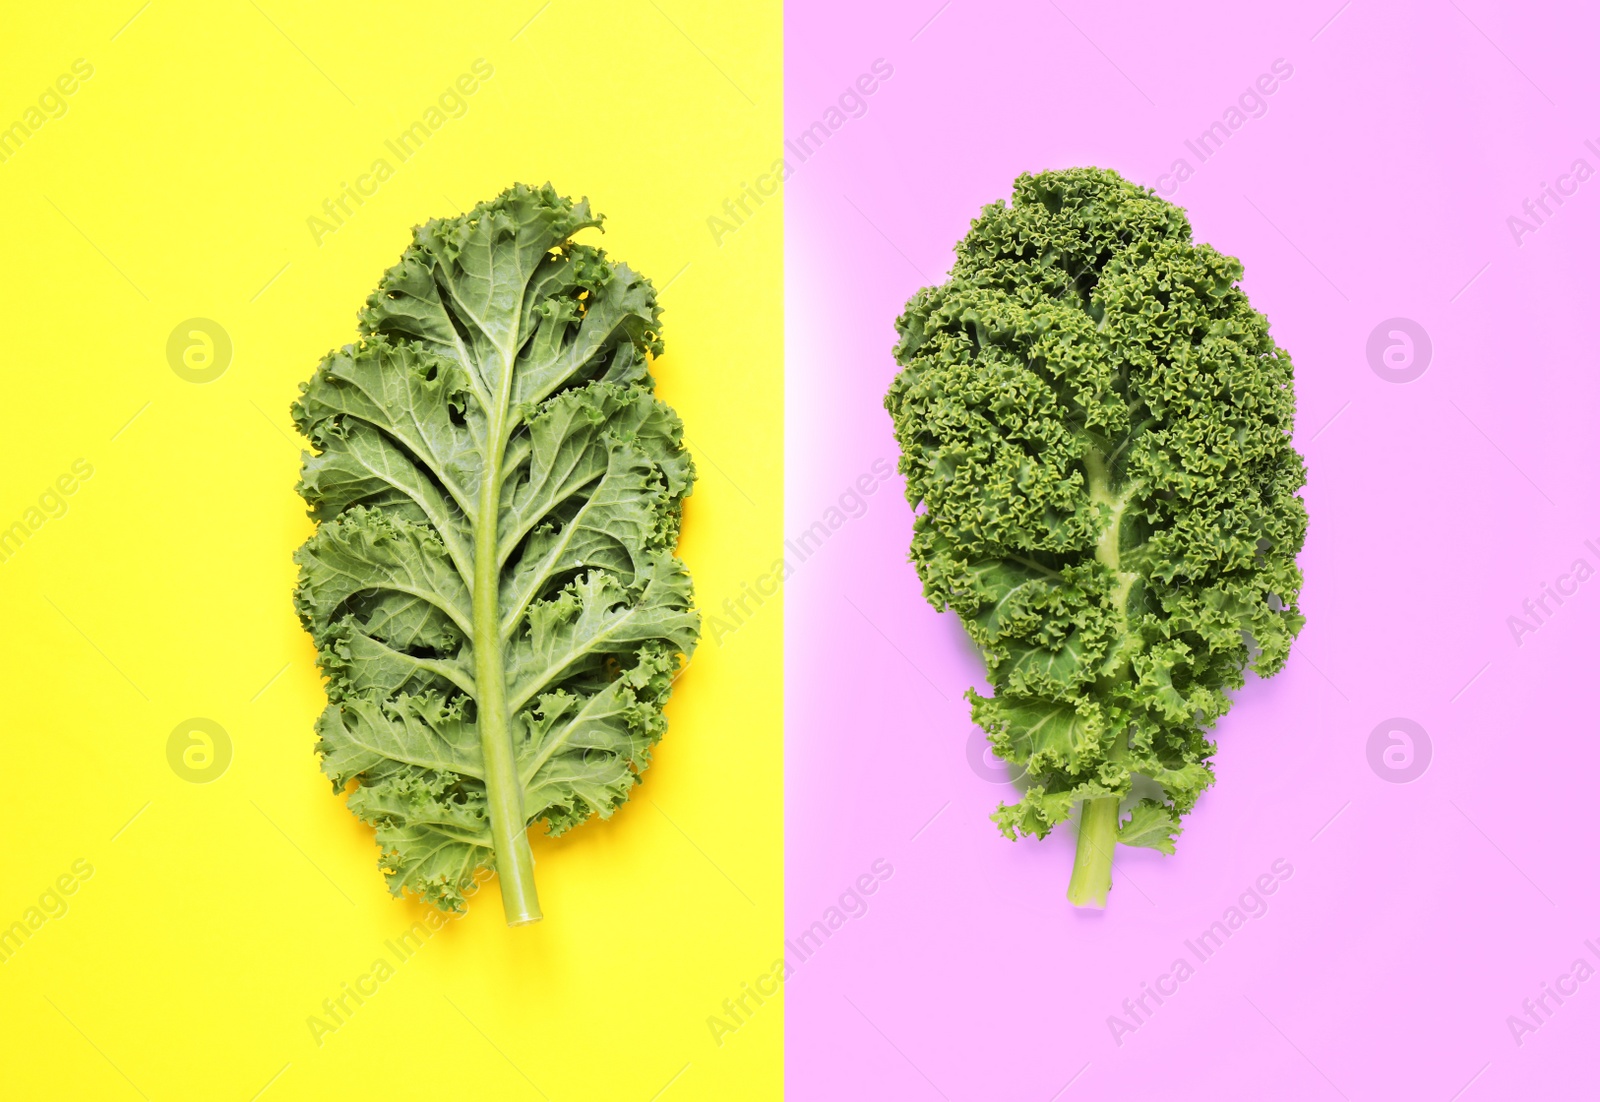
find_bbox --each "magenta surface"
[783,2,1600,1099]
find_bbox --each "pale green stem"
[1067,796,1118,908]
[1068,449,1138,908]
[474,350,540,926]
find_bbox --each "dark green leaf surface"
[887,168,1306,862]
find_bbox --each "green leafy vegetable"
[293,183,698,925]
[885,168,1306,907]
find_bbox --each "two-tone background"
[0,2,781,1098]
[3,2,1596,1099]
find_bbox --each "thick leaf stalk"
[1067,797,1118,908]
[474,435,540,924]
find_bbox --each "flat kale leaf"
[294,183,698,921]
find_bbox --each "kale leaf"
[886,168,1306,907]
[294,183,698,924]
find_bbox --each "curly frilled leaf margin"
[885,168,1306,908]
[293,183,699,925]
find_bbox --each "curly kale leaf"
[886,168,1306,907]
[293,183,698,923]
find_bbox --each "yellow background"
[0,2,783,1098]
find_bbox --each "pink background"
[784,2,1600,1099]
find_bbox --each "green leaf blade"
[888,167,1306,904]
[295,183,698,918]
